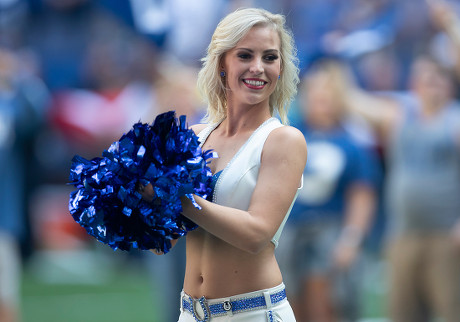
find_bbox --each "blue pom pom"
[69,111,214,253]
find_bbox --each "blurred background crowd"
[1,0,460,321]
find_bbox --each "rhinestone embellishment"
[223,300,232,311]
[183,287,286,319]
[192,296,210,322]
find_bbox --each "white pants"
[177,284,296,322]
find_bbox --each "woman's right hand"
[138,182,156,202]
[139,182,182,255]
[150,239,179,255]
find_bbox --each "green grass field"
[21,271,164,322]
[21,272,162,322]
[20,250,167,322]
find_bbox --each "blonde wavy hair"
[197,8,299,125]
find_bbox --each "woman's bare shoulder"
[269,125,306,150]
[258,125,307,168]
[263,125,307,164]
[190,123,209,135]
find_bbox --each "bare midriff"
[183,227,283,299]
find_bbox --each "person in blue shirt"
[278,60,379,322]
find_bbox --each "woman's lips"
[243,78,267,89]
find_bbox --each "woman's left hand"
[332,241,359,271]
[138,182,156,202]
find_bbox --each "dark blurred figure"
[25,0,159,177]
[26,0,96,91]
[0,2,47,321]
[0,0,28,50]
[0,48,48,322]
[285,0,399,75]
[278,61,379,322]
[23,0,160,261]
[81,0,229,67]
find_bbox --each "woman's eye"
[238,53,251,59]
[265,55,279,61]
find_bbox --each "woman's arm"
[321,60,401,140]
[427,0,460,81]
[181,126,307,254]
[333,183,376,270]
[345,88,400,140]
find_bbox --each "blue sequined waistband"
[181,284,287,321]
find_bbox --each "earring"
[278,75,281,79]
[220,71,226,77]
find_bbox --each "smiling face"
[221,25,281,109]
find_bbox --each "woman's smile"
[242,78,268,89]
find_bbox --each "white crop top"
[197,117,303,248]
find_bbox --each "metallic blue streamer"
[68,111,215,253]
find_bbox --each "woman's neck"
[222,102,272,136]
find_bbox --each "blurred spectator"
[21,0,164,289]
[336,51,460,321]
[284,0,346,72]
[26,0,96,91]
[285,0,398,74]
[0,48,48,322]
[355,47,402,91]
[278,60,379,322]
[321,0,397,59]
[25,0,160,177]
[0,0,28,49]
[26,0,157,91]
[102,0,229,66]
[153,60,205,122]
[162,0,227,65]
[283,0,458,91]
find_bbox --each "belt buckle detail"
[192,296,210,322]
[223,300,232,311]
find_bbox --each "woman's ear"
[219,52,227,69]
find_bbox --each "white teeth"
[244,80,265,86]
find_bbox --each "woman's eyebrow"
[235,47,280,54]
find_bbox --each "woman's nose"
[249,58,263,74]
